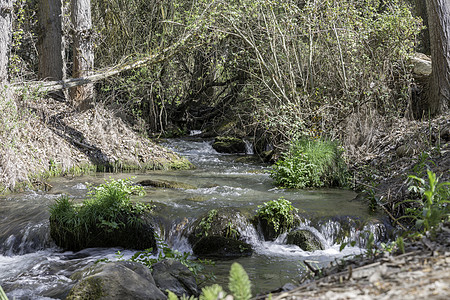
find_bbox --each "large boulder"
[286,229,324,252]
[66,261,166,300]
[212,136,246,154]
[152,259,199,297]
[187,208,253,258]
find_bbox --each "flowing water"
[0,138,393,299]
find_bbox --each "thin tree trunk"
[0,0,13,84]
[37,0,64,82]
[426,0,450,115]
[71,0,94,111]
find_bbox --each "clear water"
[0,138,387,298]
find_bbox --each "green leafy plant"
[401,170,450,233]
[223,221,239,239]
[228,262,252,300]
[270,139,349,189]
[197,209,218,237]
[126,236,210,276]
[256,198,299,234]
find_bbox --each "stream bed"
[0,137,392,299]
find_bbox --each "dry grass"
[0,88,191,192]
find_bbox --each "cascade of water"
[244,139,254,155]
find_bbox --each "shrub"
[49,178,154,250]
[256,198,299,235]
[270,138,349,189]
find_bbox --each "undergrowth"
[270,138,349,189]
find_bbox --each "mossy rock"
[137,179,196,190]
[187,208,253,257]
[50,212,157,252]
[252,212,301,241]
[286,229,324,251]
[188,208,251,245]
[66,261,166,300]
[192,236,252,258]
[212,136,246,154]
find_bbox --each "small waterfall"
[244,140,254,155]
[189,130,202,136]
[1,222,52,255]
[315,216,392,248]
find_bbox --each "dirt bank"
[0,93,192,193]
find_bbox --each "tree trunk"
[0,0,13,84]
[426,0,450,116]
[71,0,94,111]
[37,0,64,82]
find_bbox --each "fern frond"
[229,263,251,300]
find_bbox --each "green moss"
[66,276,104,300]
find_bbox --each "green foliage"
[197,209,218,237]
[125,236,209,276]
[199,285,224,300]
[168,263,251,300]
[49,178,152,247]
[270,139,349,189]
[401,170,450,233]
[229,262,252,300]
[256,198,299,234]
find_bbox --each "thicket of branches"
[10,0,423,152]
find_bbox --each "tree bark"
[0,0,13,84]
[71,0,94,111]
[37,0,64,82]
[426,0,450,116]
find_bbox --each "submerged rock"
[152,259,199,297]
[187,208,253,258]
[286,229,324,251]
[212,136,246,154]
[67,261,166,300]
[137,179,196,190]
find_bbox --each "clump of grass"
[270,138,349,189]
[49,177,154,251]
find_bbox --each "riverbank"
[0,93,192,193]
[262,222,450,299]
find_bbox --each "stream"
[0,137,393,299]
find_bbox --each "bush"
[49,178,155,250]
[270,139,349,189]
